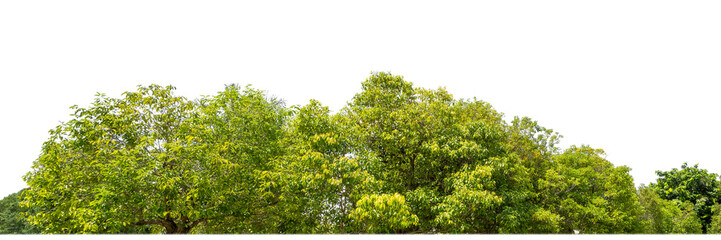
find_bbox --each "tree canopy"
[22,85,289,233]
[649,163,721,233]
[15,72,721,234]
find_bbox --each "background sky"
[1,0,720,199]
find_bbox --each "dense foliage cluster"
[3,72,721,234]
[0,189,38,234]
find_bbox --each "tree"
[638,184,703,233]
[650,163,721,233]
[0,189,39,234]
[343,72,551,233]
[344,72,514,232]
[708,204,721,234]
[539,146,645,233]
[186,85,290,233]
[22,84,289,233]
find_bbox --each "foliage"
[529,208,563,233]
[349,193,419,233]
[20,72,714,234]
[434,164,502,233]
[650,163,721,233]
[269,99,384,233]
[345,72,507,193]
[638,184,703,233]
[22,84,288,233]
[403,187,441,231]
[508,116,561,185]
[708,204,721,234]
[0,189,39,234]
[186,84,290,233]
[539,146,645,233]
[673,202,704,233]
[346,73,531,233]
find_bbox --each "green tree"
[344,72,514,232]
[346,72,507,192]
[708,204,721,234]
[22,85,289,234]
[650,163,720,233]
[0,189,39,234]
[638,184,703,233]
[343,72,550,233]
[186,85,290,233]
[273,99,383,233]
[539,146,645,233]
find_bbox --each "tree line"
[2,72,721,234]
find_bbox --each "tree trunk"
[171,226,191,234]
[162,221,191,234]
[132,219,192,234]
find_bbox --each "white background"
[1,0,720,199]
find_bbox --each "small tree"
[650,163,721,233]
[0,189,39,234]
